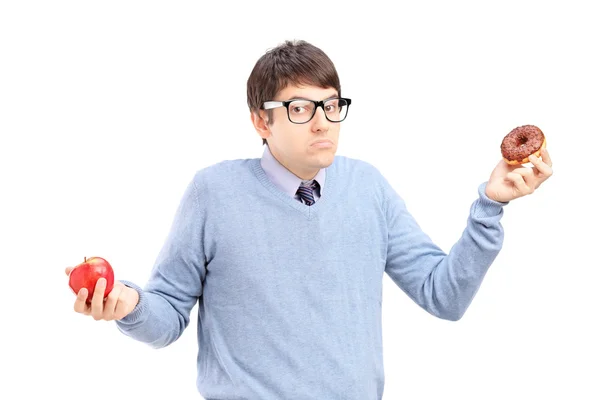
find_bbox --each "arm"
[382,147,553,321]
[383,178,507,321]
[116,174,207,348]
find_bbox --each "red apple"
[68,256,115,303]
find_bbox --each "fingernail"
[529,154,538,162]
[97,278,106,286]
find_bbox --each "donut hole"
[517,134,529,147]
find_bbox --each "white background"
[1,1,598,399]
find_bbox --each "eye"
[289,101,313,115]
[291,106,307,114]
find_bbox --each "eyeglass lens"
[287,99,349,123]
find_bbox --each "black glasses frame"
[261,97,352,124]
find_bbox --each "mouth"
[310,140,334,149]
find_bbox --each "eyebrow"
[285,93,339,102]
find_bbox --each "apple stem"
[84,256,87,262]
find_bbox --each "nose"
[311,106,329,132]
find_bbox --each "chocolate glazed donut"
[501,125,546,165]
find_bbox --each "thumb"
[65,266,74,276]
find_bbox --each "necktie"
[296,180,320,206]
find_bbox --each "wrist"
[117,280,147,324]
[484,183,509,204]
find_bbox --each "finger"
[505,172,531,195]
[74,288,91,315]
[540,147,553,168]
[102,285,123,320]
[511,167,536,188]
[91,278,107,320]
[65,267,74,276]
[530,153,553,178]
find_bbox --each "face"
[252,85,341,180]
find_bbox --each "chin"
[315,153,335,168]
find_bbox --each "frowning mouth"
[310,140,334,148]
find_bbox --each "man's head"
[247,40,348,180]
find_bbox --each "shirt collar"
[260,145,326,197]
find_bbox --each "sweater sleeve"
[382,177,507,321]
[115,173,207,347]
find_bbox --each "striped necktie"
[296,180,320,206]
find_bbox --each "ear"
[250,111,271,141]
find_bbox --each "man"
[66,39,553,399]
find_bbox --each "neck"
[294,169,318,181]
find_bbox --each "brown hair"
[247,40,342,145]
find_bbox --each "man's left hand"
[485,147,553,203]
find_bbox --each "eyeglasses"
[262,97,352,124]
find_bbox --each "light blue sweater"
[117,155,506,399]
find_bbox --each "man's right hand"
[65,267,140,321]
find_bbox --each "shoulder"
[333,155,383,178]
[191,158,257,187]
[332,155,388,187]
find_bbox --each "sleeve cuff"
[117,280,149,324]
[471,181,509,218]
